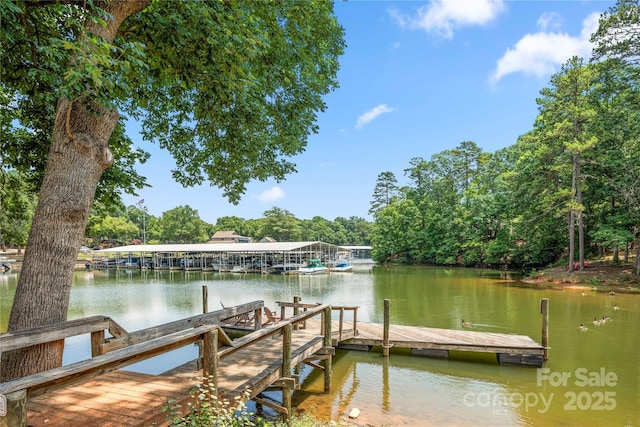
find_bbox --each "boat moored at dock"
[298,258,329,275]
[330,259,353,272]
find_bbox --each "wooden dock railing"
[0,301,266,426]
[0,324,220,426]
[276,299,358,342]
[330,305,359,342]
[217,303,334,416]
[0,300,335,424]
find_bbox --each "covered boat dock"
[93,241,346,273]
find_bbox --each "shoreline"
[521,259,640,294]
[5,252,640,293]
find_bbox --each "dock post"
[90,329,105,357]
[323,306,333,391]
[202,285,208,313]
[0,389,26,427]
[540,298,549,361]
[282,323,293,418]
[353,307,358,337]
[383,299,391,357]
[202,329,219,404]
[197,286,209,371]
[293,296,300,330]
[254,306,263,331]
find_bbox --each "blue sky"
[122,0,614,225]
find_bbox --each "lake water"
[1,266,638,426]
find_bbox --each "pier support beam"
[282,324,292,419]
[0,390,26,427]
[323,306,333,391]
[382,299,391,357]
[293,296,301,330]
[202,285,208,313]
[203,329,218,396]
[540,298,549,361]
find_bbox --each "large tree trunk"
[576,156,584,271]
[1,98,118,381]
[624,241,629,263]
[1,0,149,382]
[568,212,575,273]
[578,210,584,271]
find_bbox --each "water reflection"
[1,266,639,426]
[294,350,523,426]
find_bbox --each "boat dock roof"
[96,241,343,254]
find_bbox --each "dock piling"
[293,296,301,330]
[202,285,208,313]
[383,299,391,357]
[202,328,218,403]
[540,298,549,361]
[282,324,293,418]
[323,306,333,391]
[0,390,26,427]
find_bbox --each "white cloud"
[490,12,601,83]
[390,0,505,39]
[356,104,395,129]
[258,186,285,202]
[388,7,408,29]
[580,12,601,41]
[536,12,562,32]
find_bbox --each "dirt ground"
[524,259,640,294]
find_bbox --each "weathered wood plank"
[0,316,111,352]
[306,319,544,358]
[161,330,326,404]
[21,303,332,427]
[100,301,261,353]
[253,396,288,415]
[217,304,329,360]
[345,338,545,355]
[27,371,196,427]
[0,325,219,397]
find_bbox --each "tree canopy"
[1,0,345,381]
[369,55,640,271]
[367,1,640,270]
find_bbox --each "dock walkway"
[25,328,327,427]
[325,320,544,365]
[1,301,333,427]
[297,299,546,366]
[1,297,548,427]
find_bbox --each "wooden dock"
[26,370,195,427]
[1,301,334,427]
[0,297,548,427]
[315,320,545,366]
[293,299,546,367]
[25,328,329,427]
